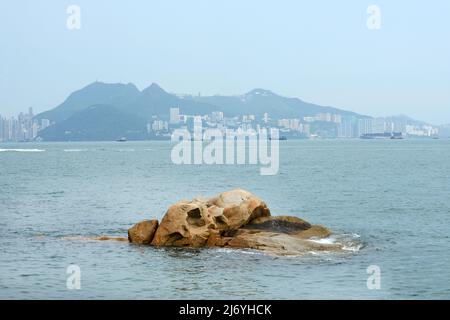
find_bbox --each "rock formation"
[128,189,341,255]
[150,189,270,247]
[128,220,159,244]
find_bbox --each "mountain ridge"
[35,81,432,141]
[35,81,370,123]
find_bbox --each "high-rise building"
[41,119,51,131]
[211,111,224,123]
[181,115,189,123]
[316,113,333,122]
[288,119,299,131]
[242,115,255,123]
[277,119,290,129]
[151,120,168,132]
[332,114,342,124]
[338,119,355,138]
[169,107,180,124]
[32,122,39,138]
[358,118,374,136]
[301,123,311,136]
[0,108,42,142]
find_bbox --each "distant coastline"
[1,82,447,143]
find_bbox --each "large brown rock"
[151,189,270,247]
[128,220,159,244]
[121,189,342,256]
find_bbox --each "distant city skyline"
[1,101,443,142]
[0,80,447,126]
[1,1,449,124]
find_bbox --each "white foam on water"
[215,247,263,256]
[63,149,88,152]
[339,233,363,252]
[342,243,364,252]
[0,148,45,152]
[308,237,337,245]
[308,234,363,253]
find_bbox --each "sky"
[0,0,449,124]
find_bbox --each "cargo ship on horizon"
[360,132,404,140]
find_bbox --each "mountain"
[35,81,371,141]
[38,104,147,141]
[384,114,428,127]
[35,82,141,123]
[35,82,220,124]
[121,83,220,120]
[189,88,364,119]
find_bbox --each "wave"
[0,148,45,153]
[63,149,88,152]
[214,247,263,256]
[308,233,363,252]
[342,243,364,252]
[308,238,336,245]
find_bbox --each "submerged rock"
[127,189,341,255]
[93,236,128,242]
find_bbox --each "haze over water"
[1,140,450,299]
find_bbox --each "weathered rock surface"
[207,222,337,255]
[218,229,341,255]
[244,216,312,233]
[125,189,341,255]
[151,189,270,247]
[128,220,159,244]
[206,189,271,229]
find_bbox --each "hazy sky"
[1,0,449,124]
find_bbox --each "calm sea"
[1,140,449,299]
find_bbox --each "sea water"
[1,140,449,299]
